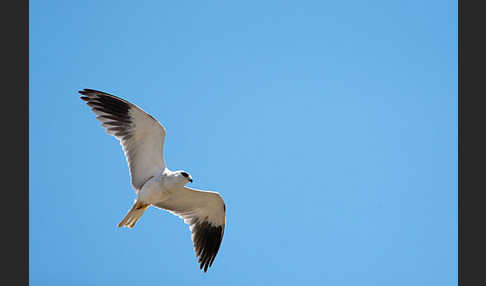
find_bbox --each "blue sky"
[30,1,457,285]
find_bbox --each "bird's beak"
[189,178,193,183]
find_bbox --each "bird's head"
[177,170,193,184]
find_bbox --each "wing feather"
[153,187,226,272]
[79,89,166,190]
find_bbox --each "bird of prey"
[79,89,226,272]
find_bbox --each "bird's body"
[138,170,182,203]
[79,89,226,272]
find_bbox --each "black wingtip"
[83,88,100,93]
[193,221,224,273]
[78,88,114,96]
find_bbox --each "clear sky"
[30,1,457,285]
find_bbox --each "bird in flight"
[79,89,226,272]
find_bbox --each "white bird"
[79,89,226,272]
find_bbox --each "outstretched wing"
[79,89,166,191]
[153,187,226,272]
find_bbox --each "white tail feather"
[118,201,149,228]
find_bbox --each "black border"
[3,0,28,285]
[459,0,486,285]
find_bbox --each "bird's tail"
[118,200,150,228]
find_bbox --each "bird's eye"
[181,172,188,178]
